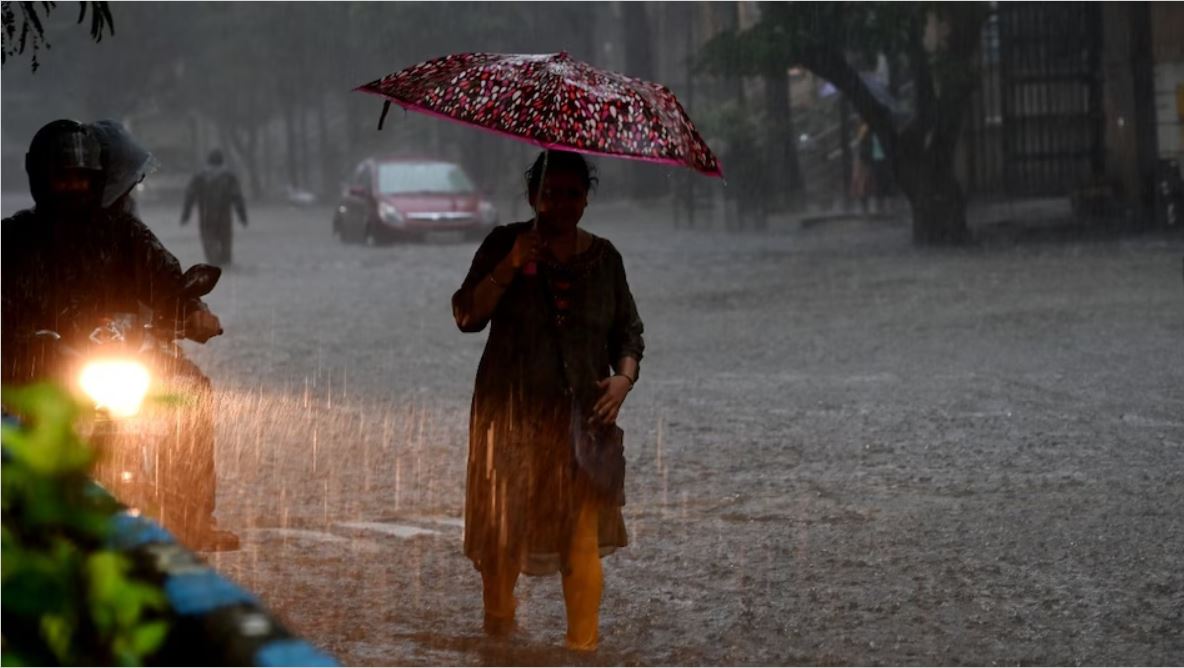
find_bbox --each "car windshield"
[376,162,475,195]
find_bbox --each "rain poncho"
[182,163,247,265]
[1,206,207,383]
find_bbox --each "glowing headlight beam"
[78,359,151,417]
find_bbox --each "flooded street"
[112,198,1184,664]
[3,1,1183,664]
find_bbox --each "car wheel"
[337,216,364,244]
[365,221,393,246]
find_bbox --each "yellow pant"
[482,500,602,650]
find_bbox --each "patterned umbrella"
[355,51,723,178]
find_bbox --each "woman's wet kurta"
[454,222,645,575]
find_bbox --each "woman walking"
[451,150,645,651]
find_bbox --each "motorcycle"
[29,264,222,533]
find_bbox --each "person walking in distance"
[181,149,248,266]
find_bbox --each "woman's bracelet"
[615,373,636,390]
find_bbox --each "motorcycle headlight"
[78,359,151,418]
[379,202,404,225]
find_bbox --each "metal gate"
[966,2,1104,197]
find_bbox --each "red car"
[332,157,499,244]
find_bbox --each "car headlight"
[78,359,151,418]
[478,200,498,225]
[379,202,404,225]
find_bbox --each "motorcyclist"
[1,119,238,551]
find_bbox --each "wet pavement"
[9,193,1183,665]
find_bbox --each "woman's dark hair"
[525,150,598,198]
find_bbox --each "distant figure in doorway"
[181,149,248,266]
[853,123,891,215]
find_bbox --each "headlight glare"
[78,359,151,417]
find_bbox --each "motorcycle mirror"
[182,264,222,297]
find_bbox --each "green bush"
[2,384,169,666]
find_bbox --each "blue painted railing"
[3,409,336,666]
[105,509,339,666]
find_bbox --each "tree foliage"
[699,2,991,244]
[1,3,655,203]
[1,1,113,71]
[1,384,169,666]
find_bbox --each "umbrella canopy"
[819,74,911,125]
[355,51,722,178]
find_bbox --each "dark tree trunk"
[894,129,970,245]
[298,106,310,189]
[317,93,334,198]
[839,96,851,210]
[284,104,298,189]
[1130,2,1158,219]
[225,122,262,199]
[261,119,271,195]
[897,164,970,245]
[243,131,262,199]
[679,2,698,229]
[763,68,803,208]
[487,133,504,204]
[623,3,655,86]
[345,96,361,169]
[720,3,746,104]
[622,1,666,200]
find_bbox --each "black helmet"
[25,119,104,209]
[207,149,224,167]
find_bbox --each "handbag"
[569,397,626,501]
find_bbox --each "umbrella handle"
[525,203,542,277]
[522,152,549,278]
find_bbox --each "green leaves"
[86,552,169,665]
[1,2,116,71]
[2,384,91,476]
[75,1,114,42]
[697,2,923,78]
[2,383,170,666]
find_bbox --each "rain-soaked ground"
[18,193,1184,665]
